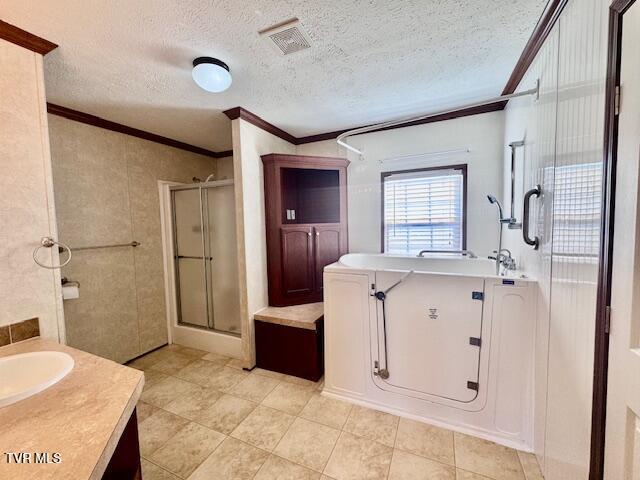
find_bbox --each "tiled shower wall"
[49,114,227,363]
[503,0,608,478]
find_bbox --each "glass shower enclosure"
[170,180,240,336]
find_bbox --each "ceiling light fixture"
[192,57,232,93]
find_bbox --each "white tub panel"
[491,286,534,438]
[372,271,485,403]
[324,272,371,397]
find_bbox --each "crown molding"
[0,20,57,55]
[47,103,231,158]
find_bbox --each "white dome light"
[192,57,232,93]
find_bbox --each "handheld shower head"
[487,194,504,220]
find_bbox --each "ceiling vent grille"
[259,18,311,55]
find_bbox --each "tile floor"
[129,344,544,480]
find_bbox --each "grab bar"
[67,241,140,252]
[417,249,477,259]
[523,185,541,249]
[372,270,414,380]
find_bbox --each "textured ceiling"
[1,1,547,151]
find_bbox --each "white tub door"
[372,271,484,403]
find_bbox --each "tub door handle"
[523,185,541,250]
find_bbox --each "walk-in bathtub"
[323,253,537,450]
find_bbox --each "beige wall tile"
[48,115,220,362]
[61,248,140,363]
[9,318,40,343]
[0,41,62,340]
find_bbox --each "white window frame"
[381,164,467,255]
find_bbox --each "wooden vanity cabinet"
[262,154,349,306]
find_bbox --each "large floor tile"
[454,433,525,480]
[188,437,269,480]
[139,409,190,457]
[174,359,226,386]
[226,357,245,370]
[255,455,322,480]
[323,431,393,480]
[517,451,544,480]
[142,370,169,391]
[141,376,202,408]
[150,352,197,375]
[455,469,493,479]
[274,417,340,472]
[395,417,455,465]
[163,385,223,421]
[150,422,226,478]
[343,405,399,447]
[196,394,257,434]
[137,401,159,423]
[388,450,455,480]
[253,368,287,380]
[262,382,315,415]
[231,405,295,451]
[300,393,353,430]
[141,459,180,480]
[201,351,233,367]
[165,344,209,358]
[207,366,250,391]
[230,372,281,403]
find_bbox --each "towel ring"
[33,237,72,269]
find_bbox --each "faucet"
[487,194,507,275]
[417,249,477,258]
[488,249,517,274]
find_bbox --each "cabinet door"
[280,225,314,296]
[314,224,343,293]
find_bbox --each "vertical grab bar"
[523,185,541,249]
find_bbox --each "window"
[382,165,466,255]
[552,161,602,258]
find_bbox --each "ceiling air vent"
[259,18,311,55]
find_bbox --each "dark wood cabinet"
[280,225,314,296]
[263,154,349,306]
[313,224,342,294]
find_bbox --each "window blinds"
[383,168,464,255]
[553,162,602,257]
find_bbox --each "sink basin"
[0,351,74,408]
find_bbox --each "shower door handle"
[523,185,541,250]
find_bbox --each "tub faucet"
[488,249,516,274]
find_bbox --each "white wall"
[0,39,63,340]
[502,0,609,478]
[298,111,505,257]
[232,119,296,367]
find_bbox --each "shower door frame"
[158,179,242,358]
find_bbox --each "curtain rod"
[337,80,540,156]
